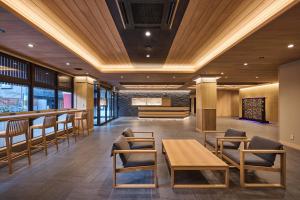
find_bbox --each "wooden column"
[74,76,95,131]
[195,78,217,132]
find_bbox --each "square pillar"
[74,76,95,131]
[195,77,218,132]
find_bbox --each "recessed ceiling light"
[256,76,259,79]
[221,72,224,75]
[243,62,248,66]
[120,75,124,79]
[224,76,228,79]
[27,43,34,48]
[66,62,70,66]
[287,44,295,48]
[146,75,150,79]
[145,31,151,37]
[173,76,176,79]
[85,72,89,75]
[146,54,150,58]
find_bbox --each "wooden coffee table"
[162,139,229,188]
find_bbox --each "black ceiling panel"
[106,0,189,64]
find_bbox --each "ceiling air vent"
[116,0,178,29]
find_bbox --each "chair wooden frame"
[0,119,31,174]
[56,114,77,145]
[203,130,247,155]
[29,115,59,156]
[112,149,158,189]
[219,138,286,188]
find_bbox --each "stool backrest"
[6,119,29,137]
[66,113,75,123]
[43,115,57,128]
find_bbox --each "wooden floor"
[0,117,299,200]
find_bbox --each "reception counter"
[138,106,190,118]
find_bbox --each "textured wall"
[118,91,190,116]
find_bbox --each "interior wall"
[239,83,279,123]
[217,90,239,117]
[118,91,190,116]
[279,60,300,149]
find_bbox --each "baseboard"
[280,140,300,151]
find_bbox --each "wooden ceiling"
[0,0,300,87]
[166,0,296,66]
[197,2,300,85]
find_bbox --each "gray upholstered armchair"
[220,136,286,188]
[203,128,247,155]
[122,128,155,149]
[111,135,158,188]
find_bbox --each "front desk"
[138,106,190,118]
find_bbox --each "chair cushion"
[122,128,134,137]
[248,136,283,165]
[224,129,246,149]
[130,141,154,149]
[206,137,237,149]
[124,153,155,168]
[223,149,272,167]
[112,135,131,164]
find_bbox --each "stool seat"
[0,131,6,137]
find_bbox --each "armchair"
[220,136,286,188]
[111,135,158,188]
[203,128,247,155]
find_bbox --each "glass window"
[94,86,98,125]
[58,90,72,109]
[33,87,55,110]
[100,87,107,124]
[107,90,112,120]
[0,83,29,147]
[33,87,55,137]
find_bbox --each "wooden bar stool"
[29,115,58,155]
[0,119,31,174]
[57,113,77,145]
[75,111,89,136]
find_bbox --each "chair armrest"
[132,131,154,137]
[125,137,154,140]
[113,150,157,155]
[125,138,155,142]
[218,137,250,142]
[241,149,286,154]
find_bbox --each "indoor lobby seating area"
[1,0,300,199]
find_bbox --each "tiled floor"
[0,117,299,200]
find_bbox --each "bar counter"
[0,109,86,122]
